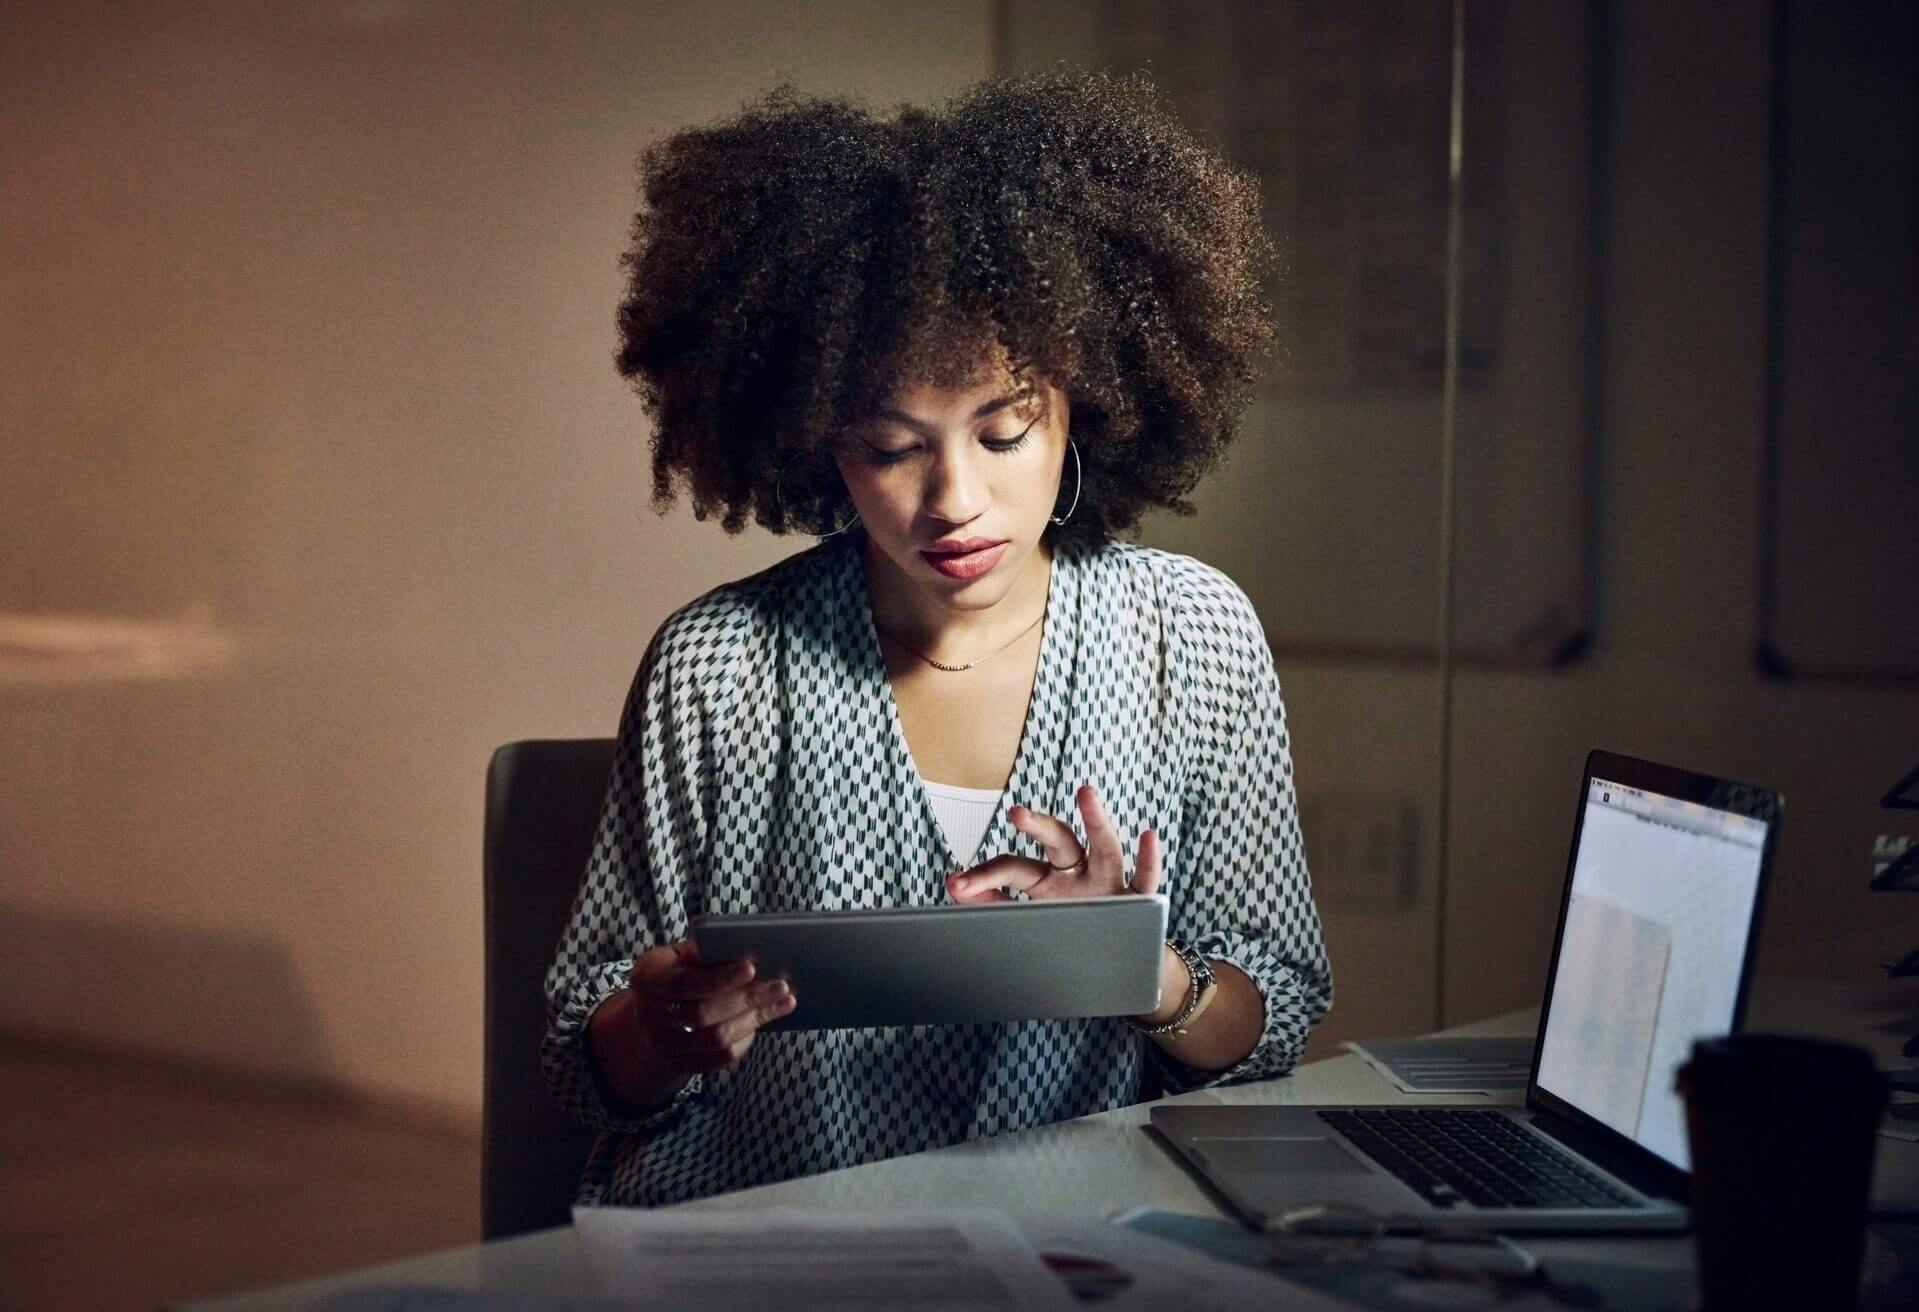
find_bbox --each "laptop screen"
[1534,776,1770,1170]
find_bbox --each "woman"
[542,67,1332,1207]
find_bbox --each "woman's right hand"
[626,939,796,1078]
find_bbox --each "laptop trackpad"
[1192,1136,1371,1176]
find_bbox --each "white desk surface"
[182,977,1919,1311]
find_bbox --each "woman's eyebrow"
[873,392,1030,435]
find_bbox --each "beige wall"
[5,0,1914,1127]
[1,0,994,1124]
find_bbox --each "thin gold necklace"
[878,607,1046,672]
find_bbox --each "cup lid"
[1676,1033,1885,1105]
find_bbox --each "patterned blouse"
[541,533,1332,1207]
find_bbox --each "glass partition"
[1001,0,1597,1046]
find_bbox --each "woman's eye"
[856,418,1034,465]
[983,421,1037,454]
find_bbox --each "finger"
[966,853,1049,885]
[949,855,1049,901]
[679,990,797,1072]
[631,939,712,990]
[652,956,756,1002]
[1007,804,1086,873]
[645,995,741,1066]
[1076,784,1126,873]
[718,1031,761,1070]
[946,867,1014,902]
[710,989,798,1049]
[675,978,791,1031]
[1134,828,1163,896]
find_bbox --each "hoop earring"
[1050,438,1082,526]
[817,504,859,538]
[775,463,859,538]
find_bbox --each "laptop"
[1153,749,1780,1234]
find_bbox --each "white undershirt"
[923,779,1003,866]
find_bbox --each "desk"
[183,979,1919,1311]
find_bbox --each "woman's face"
[834,360,1071,619]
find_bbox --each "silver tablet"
[690,894,1169,1030]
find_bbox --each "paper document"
[572,1206,1075,1311]
[309,1290,627,1312]
[1035,1220,1346,1310]
[1536,893,1671,1138]
[1345,1036,1535,1093]
[1118,1206,1700,1310]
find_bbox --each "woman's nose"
[922,448,986,524]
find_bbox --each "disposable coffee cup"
[1676,1034,1885,1312]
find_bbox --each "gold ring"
[1049,856,1088,875]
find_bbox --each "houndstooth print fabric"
[540,534,1332,1206]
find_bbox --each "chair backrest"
[482,738,616,1240]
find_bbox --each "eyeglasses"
[1263,1203,1554,1297]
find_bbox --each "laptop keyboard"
[1318,1109,1642,1210]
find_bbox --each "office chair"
[482,737,616,1240]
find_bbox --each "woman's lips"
[921,542,1008,580]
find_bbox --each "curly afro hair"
[614,65,1277,542]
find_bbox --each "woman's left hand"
[945,783,1161,903]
